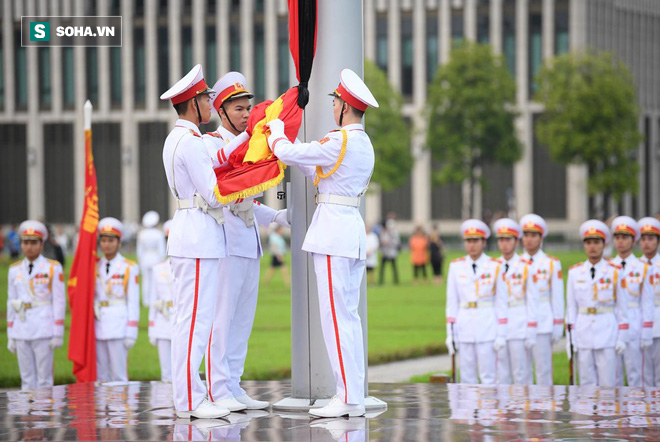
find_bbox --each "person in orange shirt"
[409,226,430,285]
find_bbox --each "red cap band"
[335,84,368,111]
[171,79,209,105]
[215,83,250,111]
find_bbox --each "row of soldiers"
[446,214,660,387]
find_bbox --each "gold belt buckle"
[100,301,109,307]
[467,301,477,308]
[166,301,173,308]
[24,302,33,309]
[587,307,597,314]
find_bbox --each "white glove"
[525,336,536,350]
[124,338,136,349]
[149,337,157,347]
[445,335,455,356]
[274,209,290,228]
[7,339,16,354]
[552,324,564,344]
[493,336,506,352]
[615,340,626,355]
[642,339,653,349]
[267,118,285,136]
[49,336,63,349]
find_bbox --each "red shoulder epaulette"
[452,257,466,263]
[609,262,622,270]
[569,262,582,270]
[490,257,501,263]
[189,129,201,138]
[547,254,560,261]
[206,131,222,138]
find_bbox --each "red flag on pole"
[67,100,98,383]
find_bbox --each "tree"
[535,51,642,217]
[426,41,521,218]
[363,60,413,192]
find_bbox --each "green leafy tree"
[426,41,521,217]
[535,51,642,217]
[364,60,413,192]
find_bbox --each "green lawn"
[0,248,587,388]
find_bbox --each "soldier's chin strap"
[339,102,346,127]
[193,96,202,127]
[221,103,240,134]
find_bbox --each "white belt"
[315,193,360,207]
[508,299,526,308]
[539,295,550,303]
[96,299,127,307]
[460,300,493,309]
[176,194,225,225]
[628,302,640,308]
[579,306,614,315]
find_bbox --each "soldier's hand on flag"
[274,209,290,228]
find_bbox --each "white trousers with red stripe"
[170,257,219,412]
[207,256,260,400]
[15,338,53,390]
[96,339,128,382]
[497,339,532,385]
[312,253,366,406]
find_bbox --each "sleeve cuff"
[446,317,456,324]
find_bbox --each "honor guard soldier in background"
[266,68,377,418]
[6,220,65,390]
[638,217,660,385]
[95,217,140,383]
[136,210,166,307]
[610,216,653,387]
[445,219,507,385]
[148,220,174,383]
[519,214,564,385]
[493,218,538,385]
[566,220,629,386]
[203,72,288,411]
[160,64,230,419]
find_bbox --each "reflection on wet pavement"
[2,381,660,440]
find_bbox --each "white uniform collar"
[175,118,201,136]
[215,125,237,141]
[340,123,364,131]
[102,252,124,267]
[501,254,520,266]
[612,253,639,267]
[23,255,44,272]
[522,249,545,262]
[584,258,607,273]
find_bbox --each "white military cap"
[639,217,660,237]
[579,219,610,243]
[493,218,521,239]
[329,68,379,111]
[461,219,491,239]
[160,64,215,104]
[163,220,173,237]
[209,71,254,112]
[18,220,48,241]
[611,216,640,242]
[519,214,548,238]
[142,210,160,228]
[98,217,124,239]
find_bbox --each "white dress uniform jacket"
[497,254,539,340]
[566,259,628,350]
[163,119,226,259]
[446,253,507,344]
[148,258,174,341]
[137,227,166,305]
[272,123,373,259]
[95,253,140,340]
[521,250,564,335]
[7,255,65,341]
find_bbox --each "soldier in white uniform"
[137,210,166,307]
[202,72,288,411]
[148,220,174,383]
[638,217,660,386]
[95,217,140,383]
[6,220,65,390]
[266,68,377,418]
[566,220,629,386]
[160,64,230,419]
[445,219,507,385]
[610,216,654,387]
[519,214,564,385]
[493,218,538,385]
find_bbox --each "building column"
[542,0,555,60]
[440,0,451,64]
[3,1,14,116]
[51,1,62,113]
[145,0,158,113]
[121,0,139,223]
[651,114,660,216]
[490,0,503,54]
[168,0,182,89]
[387,0,401,90]
[241,0,255,89]
[263,0,282,210]
[464,0,477,41]
[364,0,376,61]
[217,0,230,75]
[27,45,45,220]
[192,0,205,67]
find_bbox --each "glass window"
[230,20,241,71]
[158,0,168,16]
[135,0,144,16]
[63,47,75,109]
[206,26,217,85]
[254,22,265,101]
[477,0,490,44]
[110,47,122,107]
[134,28,145,107]
[277,17,289,93]
[401,13,413,98]
[451,6,463,45]
[86,48,99,106]
[555,0,569,54]
[529,0,542,96]
[110,0,120,16]
[0,34,4,109]
[376,13,388,72]
[426,11,439,83]
[502,0,516,77]
[182,26,193,74]
[207,0,216,14]
[157,27,169,107]
[15,30,27,109]
[39,48,51,109]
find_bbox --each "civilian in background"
[7,224,20,259]
[429,226,445,285]
[265,225,290,288]
[366,225,379,285]
[409,226,429,285]
[379,217,401,285]
[41,224,65,266]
